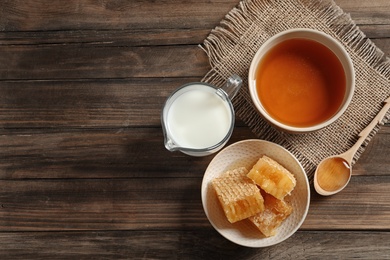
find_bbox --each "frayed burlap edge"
[200,0,390,181]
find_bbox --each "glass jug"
[161,75,242,156]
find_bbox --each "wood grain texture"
[0,0,389,32]
[0,45,209,80]
[0,178,207,231]
[0,231,389,259]
[0,0,389,258]
[0,0,238,31]
[337,0,390,24]
[0,29,210,46]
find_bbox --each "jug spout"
[164,137,179,151]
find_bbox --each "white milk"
[167,85,232,149]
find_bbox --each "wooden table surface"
[1,0,389,259]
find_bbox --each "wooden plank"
[1,127,388,180]
[0,45,209,80]
[359,24,390,38]
[306,175,390,230]
[353,126,390,175]
[0,0,389,33]
[0,29,210,46]
[337,0,390,25]
[0,178,207,231]
[0,0,238,31]
[0,127,256,179]
[1,175,389,231]
[0,231,389,259]
[0,78,195,128]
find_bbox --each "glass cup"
[161,75,242,156]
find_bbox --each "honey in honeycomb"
[247,155,296,200]
[212,167,264,223]
[248,190,293,237]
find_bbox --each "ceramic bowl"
[248,28,355,133]
[201,139,310,247]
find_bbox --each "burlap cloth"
[200,0,390,181]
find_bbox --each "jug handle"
[219,74,242,100]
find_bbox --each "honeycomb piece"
[248,190,293,237]
[212,167,264,223]
[247,155,296,200]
